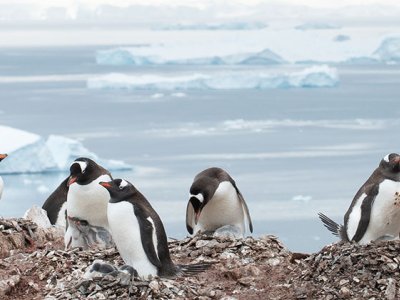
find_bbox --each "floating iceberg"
[295,23,341,30]
[87,65,338,91]
[373,37,400,64]
[0,126,131,174]
[333,34,350,42]
[152,22,267,31]
[96,48,285,66]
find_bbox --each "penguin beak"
[67,176,77,187]
[99,181,112,189]
[0,154,7,161]
[194,209,202,225]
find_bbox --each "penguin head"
[380,153,400,174]
[0,154,7,162]
[68,157,99,186]
[99,178,135,203]
[189,177,215,224]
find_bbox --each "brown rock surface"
[1,217,400,299]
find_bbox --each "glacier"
[373,37,400,64]
[96,48,286,66]
[87,65,338,91]
[0,126,131,174]
[152,22,267,31]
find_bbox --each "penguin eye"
[119,185,124,190]
[82,169,86,174]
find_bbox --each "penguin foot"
[213,225,244,239]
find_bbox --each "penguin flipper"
[318,213,346,240]
[185,201,195,235]
[42,177,69,225]
[237,190,253,233]
[136,212,162,269]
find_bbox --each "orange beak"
[194,209,202,225]
[0,154,7,161]
[67,176,77,187]
[99,181,112,188]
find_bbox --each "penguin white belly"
[359,180,400,244]
[194,181,245,235]
[67,174,111,228]
[0,176,3,200]
[107,202,157,279]
[55,202,67,228]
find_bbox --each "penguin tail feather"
[177,262,212,276]
[318,212,343,237]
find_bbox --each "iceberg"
[333,34,350,42]
[0,126,131,174]
[152,22,267,31]
[87,65,338,91]
[295,23,341,30]
[373,37,400,64]
[96,48,286,66]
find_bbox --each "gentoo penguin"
[0,154,7,200]
[186,167,253,237]
[100,179,209,279]
[43,157,113,249]
[319,153,400,244]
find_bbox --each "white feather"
[108,201,157,279]
[191,193,204,203]
[0,176,3,200]
[384,154,390,162]
[67,174,111,228]
[71,161,88,173]
[346,193,367,241]
[358,180,400,244]
[119,180,128,189]
[193,181,245,236]
[147,216,159,260]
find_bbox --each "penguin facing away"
[43,157,113,249]
[186,167,253,237]
[0,154,8,200]
[100,179,210,279]
[319,153,400,244]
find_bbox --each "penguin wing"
[136,212,162,268]
[237,190,253,233]
[347,184,379,242]
[185,201,195,235]
[42,177,69,225]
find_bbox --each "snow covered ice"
[87,65,338,90]
[96,47,285,66]
[373,37,400,64]
[0,126,131,174]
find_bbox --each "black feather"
[318,212,341,237]
[177,262,212,276]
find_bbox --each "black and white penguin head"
[0,154,7,162]
[189,177,215,224]
[68,157,103,186]
[380,153,400,174]
[99,179,135,203]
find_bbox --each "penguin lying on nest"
[186,167,253,238]
[319,153,400,244]
[100,179,210,279]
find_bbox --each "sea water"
[0,43,400,252]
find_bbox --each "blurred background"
[0,0,400,252]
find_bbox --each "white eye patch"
[71,161,88,173]
[383,154,390,163]
[119,179,128,189]
[191,193,204,203]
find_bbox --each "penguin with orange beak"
[42,157,113,249]
[186,167,253,238]
[0,154,8,199]
[319,153,400,244]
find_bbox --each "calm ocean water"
[1,46,400,252]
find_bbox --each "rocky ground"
[0,217,400,299]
